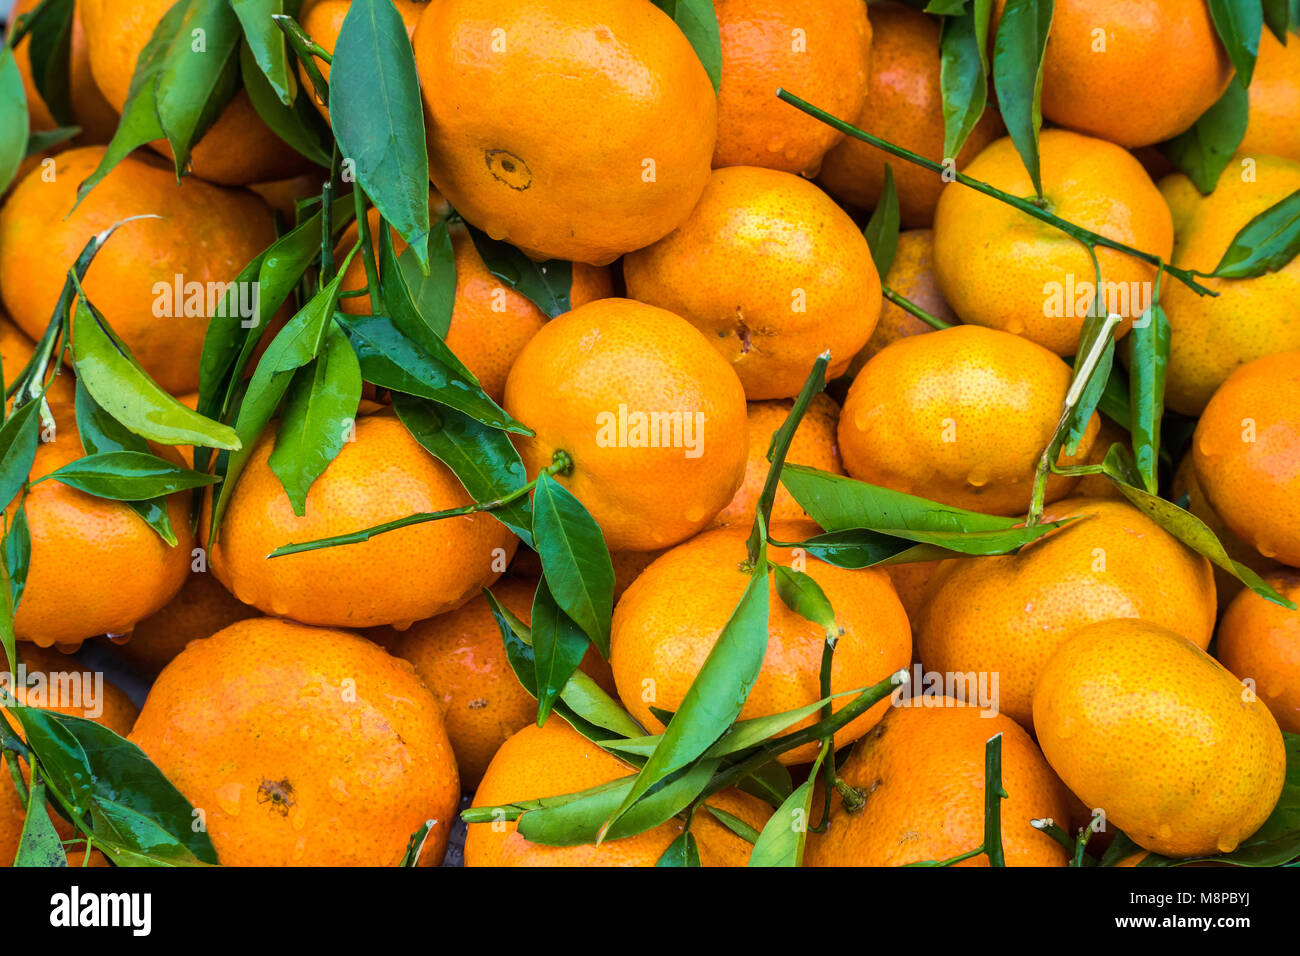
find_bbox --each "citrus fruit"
[1033,618,1285,858]
[805,702,1071,866]
[503,298,749,552]
[79,0,315,185]
[337,207,613,402]
[1070,415,1129,500]
[465,716,771,866]
[0,147,276,395]
[1193,350,1300,568]
[712,0,872,175]
[846,229,953,377]
[412,0,716,265]
[108,570,258,677]
[1159,158,1300,415]
[1217,571,1300,734]
[1240,26,1300,164]
[1004,0,1234,149]
[13,0,117,144]
[709,393,843,529]
[382,576,614,788]
[931,129,1173,356]
[130,616,460,866]
[5,405,193,648]
[610,520,911,765]
[209,408,519,629]
[623,166,881,398]
[818,2,1002,226]
[883,559,944,625]
[838,325,1099,515]
[917,497,1217,726]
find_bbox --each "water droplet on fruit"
[215,782,242,817]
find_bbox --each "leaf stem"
[882,286,953,331]
[272,14,332,107]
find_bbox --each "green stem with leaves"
[881,286,953,331]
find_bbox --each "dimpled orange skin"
[883,559,944,625]
[130,617,459,866]
[1172,451,1279,611]
[504,298,749,552]
[818,3,1002,227]
[1217,571,1300,735]
[838,325,1099,515]
[413,0,717,266]
[917,498,1217,727]
[338,209,612,402]
[1034,619,1286,859]
[1071,415,1129,501]
[1158,160,1300,415]
[624,167,881,399]
[1240,28,1300,164]
[382,576,613,788]
[79,0,315,185]
[709,393,843,529]
[297,0,428,123]
[805,703,1071,867]
[611,521,911,765]
[466,717,771,866]
[210,410,519,629]
[109,571,259,678]
[5,409,192,648]
[0,148,276,395]
[0,645,139,866]
[0,314,75,406]
[846,229,954,377]
[712,0,871,174]
[999,0,1233,149]
[932,130,1173,356]
[1194,351,1300,568]
[13,0,117,144]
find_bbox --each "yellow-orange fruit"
[131,617,459,866]
[504,298,749,552]
[818,3,1002,226]
[413,0,716,265]
[712,0,872,174]
[883,559,944,625]
[710,393,843,529]
[0,147,276,395]
[932,130,1172,355]
[624,166,881,399]
[839,325,1098,515]
[210,409,518,629]
[805,702,1071,866]
[466,717,771,866]
[1159,159,1300,415]
[917,497,1217,726]
[1240,27,1300,163]
[1071,415,1129,501]
[1217,571,1300,734]
[1034,619,1285,858]
[1194,350,1300,568]
[611,521,911,765]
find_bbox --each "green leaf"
[21,0,76,128]
[239,38,332,168]
[1262,0,1294,42]
[656,831,700,866]
[1213,188,1300,278]
[531,472,615,656]
[392,392,532,545]
[650,0,723,94]
[1063,309,1116,456]
[862,165,900,278]
[231,0,295,104]
[330,0,431,266]
[13,779,68,867]
[602,562,770,837]
[268,323,362,515]
[0,400,44,510]
[47,451,219,500]
[155,0,243,176]
[0,48,29,196]
[11,709,93,824]
[747,776,815,866]
[530,578,591,725]
[398,821,434,867]
[71,290,240,449]
[26,126,79,156]
[379,217,458,354]
[991,0,1052,197]
[1208,0,1263,87]
[1127,304,1170,494]
[4,503,32,612]
[772,565,837,635]
[939,0,994,160]
[464,224,574,319]
[1162,81,1249,195]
